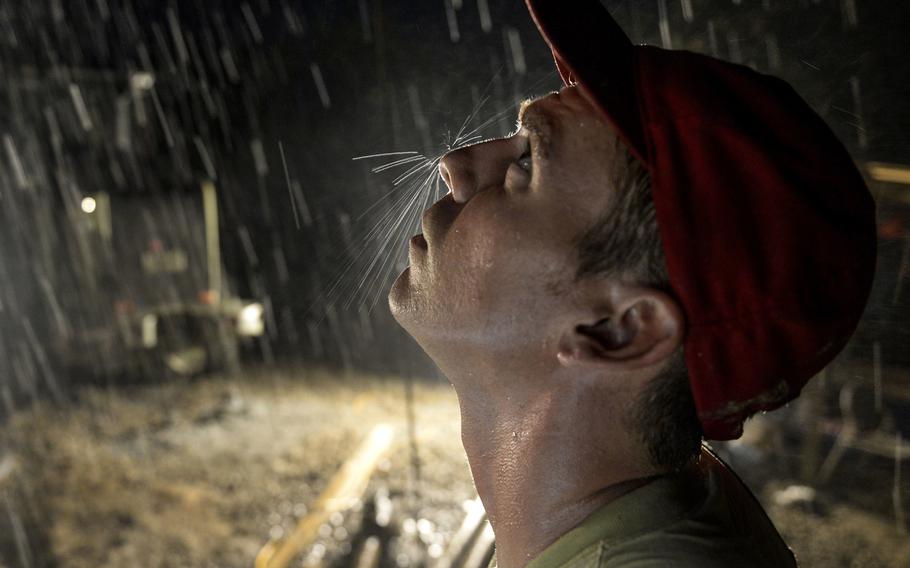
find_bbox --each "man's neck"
[453,380,658,568]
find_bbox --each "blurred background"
[0,0,908,566]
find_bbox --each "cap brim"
[525,0,649,164]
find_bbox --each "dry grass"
[0,366,908,567]
[0,367,473,567]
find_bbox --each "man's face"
[389,85,627,378]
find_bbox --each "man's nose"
[438,148,477,204]
[438,139,513,204]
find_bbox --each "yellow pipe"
[255,424,395,568]
[868,162,910,186]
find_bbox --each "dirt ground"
[0,366,908,567]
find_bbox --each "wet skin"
[389,85,685,568]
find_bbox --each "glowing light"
[129,71,156,91]
[238,302,265,337]
[81,196,97,213]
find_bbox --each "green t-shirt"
[493,448,798,568]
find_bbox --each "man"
[388,1,876,566]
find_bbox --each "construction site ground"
[0,366,908,567]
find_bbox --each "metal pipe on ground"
[255,424,395,568]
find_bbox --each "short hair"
[574,145,702,472]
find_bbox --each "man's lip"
[420,192,460,247]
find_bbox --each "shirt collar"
[526,458,709,568]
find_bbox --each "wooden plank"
[255,424,395,568]
[868,162,910,186]
[435,498,487,568]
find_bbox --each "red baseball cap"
[526,0,877,439]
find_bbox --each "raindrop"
[657,0,673,49]
[241,3,264,44]
[477,0,492,33]
[23,318,63,403]
[841,0,858,30]
[406,84,428,132]
[765,34,781,71]
[893,236,909,305]
[503,27,526,76]
[166,7,189,67]
[291,181,314,227]
[444,0,460,43]
[428,543,444,558]
[337,211,354,254]
[680,0,694,23]
[310,63,331,109]
[306,319,324,358]
[727,30,743,64]
[238,225,260,266]
[262,295,277,341]
[280,306,299,345]
[0,7,17,47]
[849,76,868,149]
[115,96,132,152]
[43,106,63,163]
[325,304,352,370]
[278,141,300,229]
[281,0,305,36]
[358,305,374,343]
[220,45,241,83]
[273,246,289,284]
[131,80,150,127]
[194,136,217,180]
[800,59,821,72]
[95,0,110,22]
[49,0,64,22]
[250,138,269,177]
[894,434,906,533]
[873,340,882,413]
[3,134,28,190]
[152,22,178,73]
[706,20,719,58]
[310,542,326,559]
[38,273,71,339]
[150,86,175,148]
[69,83,94,132]
[358,0,373,43]
[4,495,31,568]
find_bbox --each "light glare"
[81,196,97,213]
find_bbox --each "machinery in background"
[57,181,264,381]
[725,162,910,532]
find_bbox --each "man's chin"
[388,268,445,355]
[388,266,415,325]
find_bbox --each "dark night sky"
[0,0,908,393]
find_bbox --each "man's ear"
[557,285,685,370]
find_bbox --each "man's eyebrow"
[515,97,554,158]
[517,98,535,126]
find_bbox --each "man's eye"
[516,147,533,173]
